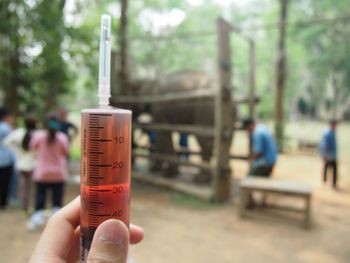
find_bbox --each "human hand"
[29,196,144,263]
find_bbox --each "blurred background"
[0,0,350,262]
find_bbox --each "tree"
[0,0,69,119]
[274,0,289,151]
[119,0,129,95]
[292,0,350,119]
[0,0,29,116]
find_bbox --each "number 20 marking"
[113,161,124,169]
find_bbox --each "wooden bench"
[239,177,312,228]
[298,139,318,154]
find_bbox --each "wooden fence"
[113,18,257,202]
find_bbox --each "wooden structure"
[297,139,318,154]
[239,177,312,228]
[112,18,258,202]
[213,18,233,202]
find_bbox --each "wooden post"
[248,40,256,158]
[212,18,233,202]
[238,188,248,218]
[304,195,311,228]
[248,40,256,120]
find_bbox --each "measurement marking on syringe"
[89,177,104,179]
[89,139,112,142]
[89,114,112,116]
[89,126,104,129]
[89,151,103,154]
[89,164,112,167]
[89,189,112,192]
[89,201,103,205]
[88,213,111,217]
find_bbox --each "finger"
[130,224,144,244]
[87,219,129,263]
[29,196,80,262]
[66,226,81,263]
[68,224,143,262]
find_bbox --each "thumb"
[87,219,129,263]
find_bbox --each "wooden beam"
[113,89,215,104]
[133,122,246,136]
[235,96,259,104]
[113,93,259,104]
[133,152,212,171]
[134,146,249,160]
[132,171,211,200]
[133,123,214,137]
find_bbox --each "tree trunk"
[119,0,129,95]
[5,35,20,117]
[274,0,289,151]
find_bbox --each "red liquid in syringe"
[80,108,131,259]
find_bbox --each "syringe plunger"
[98,14,111,106]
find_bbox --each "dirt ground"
[1,122,350,263]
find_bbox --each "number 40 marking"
[112,210,123,217]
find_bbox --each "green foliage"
[172,193,220,209]
[0,0,69,119]
[290,0,350,116]
[70,144,81,161]
[1,0,349,121]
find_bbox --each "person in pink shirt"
[28,116,69,230]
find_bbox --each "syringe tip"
[101,14,111,30]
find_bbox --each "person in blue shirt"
[57,107,78,142]
[319,120,338,188]
[179,132,189,160]
[244,118,278,177]
[0,107,15,209]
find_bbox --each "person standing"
[244,118,278,177]
[28,116,69,229]
[57,107,78,142]
[0,107,15,209]
[4,115,37,212]
[179,132,189,160]
[320,120,338,188]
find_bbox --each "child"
[4,115,37,212]
[28,116,69,229]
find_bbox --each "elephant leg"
[147,131,162,172]
[155,131,179,178]
[194,137,213,184]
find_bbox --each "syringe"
[80,14,132,262]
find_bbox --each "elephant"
[112,70,236,184]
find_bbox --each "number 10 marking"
[114,136,124,143]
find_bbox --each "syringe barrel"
[80,107,132,262]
